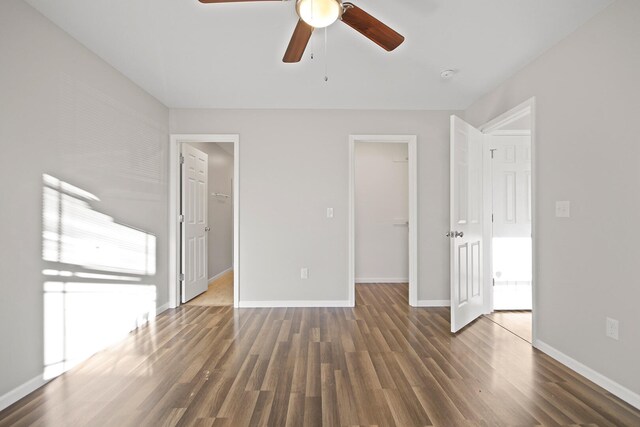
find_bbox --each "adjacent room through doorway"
[483,108,533,343]
[181,141,235,307]
[354,141,409,303]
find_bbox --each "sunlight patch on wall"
[42,174,155,275]
[42,269,142,282]
[43,282,156,380]
[42,175,157,380]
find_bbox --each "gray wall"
[170,109,455,303]
[0,0,169,398]
[465,0,640,396]
[188,142,234,280]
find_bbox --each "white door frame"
[479,97,537,343]
[348,135,418,307]
[169,134,240,308]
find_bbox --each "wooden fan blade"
[283,20,314,63]
[199,0,278,3]
[341,2,404,51]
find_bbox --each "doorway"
[481,100,534,343]
[448,98,536,341]
[169,135,240,309]
[348,135,418,307]
[182,141,235,307]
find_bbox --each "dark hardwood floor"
[1,284,639,426]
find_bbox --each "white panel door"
[181,144,208,303]
[450,116,484,333]
[489,135,532,310]
[490,136,532,238]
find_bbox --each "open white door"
[181,144,208,303]
[450,116,484,332]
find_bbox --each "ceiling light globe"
[296,0,342,29]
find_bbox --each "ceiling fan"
[198,0,405,63]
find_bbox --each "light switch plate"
[555,201,570,218]
[326,208,334,218]
[300,267,309,279]
[606,317,619,340]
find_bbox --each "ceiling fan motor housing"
[295,0,344,28]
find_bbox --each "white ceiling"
[25,0,613,110]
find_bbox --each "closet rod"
[211,192,231,198]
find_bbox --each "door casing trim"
[348,135,418,307]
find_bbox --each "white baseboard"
[534,339,640,409]
[156,302,170,315]
[416,299,451,307]
[355,278,408,284]
[239,300,352,308]
[0,302,174,413]
[208,267,233,283]
[0,374,49,412]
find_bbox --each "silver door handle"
[205,226,211,232]
[445,231,453,237]
[454,231,464,238]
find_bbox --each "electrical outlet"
[606,317,619,340]
[300,267,309,279]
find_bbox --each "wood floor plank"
[247,391,274,427]
[302,396,322,427]
[284,393,305,427]
[333,369,360,426]
[1,284,639,426]
[319,363,339,427]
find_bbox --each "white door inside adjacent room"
[181,144,209,302]
[449,116,485,333]
[489,135,532,310]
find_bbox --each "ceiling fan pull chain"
[324,27,328,82]
[310,0,315,59]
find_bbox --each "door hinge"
[179,214,184,223]
[492,278,495,287]
[491,213,494,223]
[179,273,185,281]
[179,154,185,164]
[489,148,497,159]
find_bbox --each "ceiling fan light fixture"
[296,0,342,28]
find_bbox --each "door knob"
[445,231,453,237]
[205,226,211,232]
[454,231,464,238]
